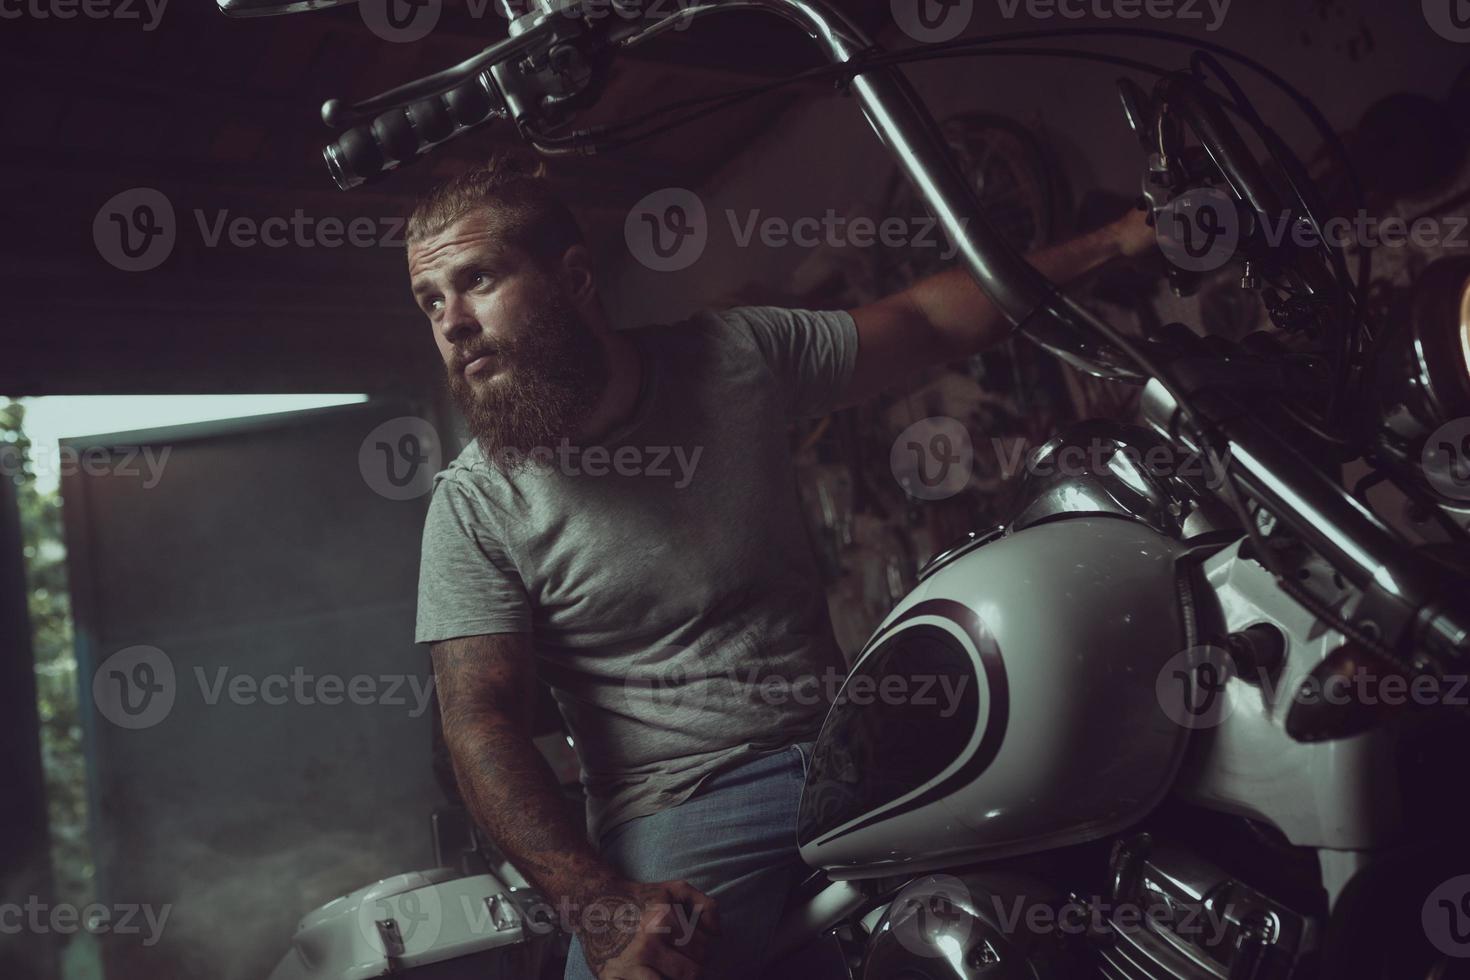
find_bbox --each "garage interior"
[3,1,1470,978]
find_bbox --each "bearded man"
[410,154,1154,980]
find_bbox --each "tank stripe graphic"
[811,597,1009,845]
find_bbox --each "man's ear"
[557,244,597,305]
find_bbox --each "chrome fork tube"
[660,0,1143,380]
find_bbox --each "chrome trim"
[917,526,1005,582]
[1008,421,1203,538]
[764,879,867,961]
[1144,380,1470,668]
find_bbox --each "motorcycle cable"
[1047,288,1401,664]
[568,44,1365,445]
[552,46,1205,151]
[1186,51,1365,431]
[578,22,1374,428]
[896,26,1367,232]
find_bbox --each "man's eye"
[426,297,444,314]
[472,272,494,289]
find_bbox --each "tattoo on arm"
[432,637,621,929]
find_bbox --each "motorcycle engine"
[859,838,1315,979]
[859,871,1092,979]
[1098,834,1316,979]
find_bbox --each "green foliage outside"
[1,400,93,911]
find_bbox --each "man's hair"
[406,152,585,269]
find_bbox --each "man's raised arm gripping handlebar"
[430,634,719,979]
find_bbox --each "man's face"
[407,210,607,470]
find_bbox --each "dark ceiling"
[0,0,890,395]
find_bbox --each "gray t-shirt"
[415,305,859,844]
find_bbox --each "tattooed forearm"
[448,713,615,899]
[431,636,621,914]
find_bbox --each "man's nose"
[437,295,480,345]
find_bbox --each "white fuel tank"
[797,516,1192,878]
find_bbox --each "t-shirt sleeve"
[724,305,859,419]
[415,474,532,644]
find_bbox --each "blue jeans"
[563,741,817,980]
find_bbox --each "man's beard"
[445,283,609,476]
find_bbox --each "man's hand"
[1107,204,1157,260]
[580,878,720,980]
[432,637,721,979]
[839,203,1158,408]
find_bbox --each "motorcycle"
[226,1,1470,976]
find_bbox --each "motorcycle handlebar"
[323,68,507,190]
